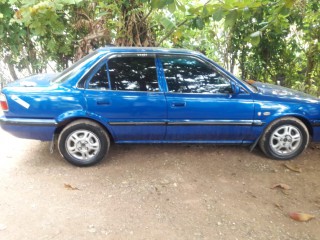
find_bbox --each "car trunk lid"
[6,73,59,88]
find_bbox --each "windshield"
[239,79,259,93]
[51,51,100,84]
[202,57,258,93]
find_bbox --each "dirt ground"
[0,128,319,240]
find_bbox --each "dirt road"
[0,129,319,240]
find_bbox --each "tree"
[0,0,319,96]
[0,0,159,79]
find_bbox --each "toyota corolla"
[1,47,319,166]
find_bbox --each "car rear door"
[84,54,167,142]
[158,54,255,143]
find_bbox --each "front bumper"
[310,120,320,142]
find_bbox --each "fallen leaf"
[281,189,290,195]
[274,203,283,210]
[289,212,315,222]
[64,183,79,190]
[283,163,302,173]
[314,199,320,206]
[271,183,291,190]
[310,144,320,150]
[247,191,257,198]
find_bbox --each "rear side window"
[108,56,159,92]
[159,55,231,94]
[88,64,109,90]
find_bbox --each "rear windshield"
[51,51,100,84]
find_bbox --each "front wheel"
[259,117,309,160]
[58,120,110,166]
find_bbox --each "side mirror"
[231,83,240,95]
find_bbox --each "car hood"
[252,82,319,102]
[6,73,59,87]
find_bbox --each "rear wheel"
[259,117,309,160]
[58,120,110,166]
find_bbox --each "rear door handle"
[171,102,186,107]
[96,100,111,106]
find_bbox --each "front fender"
[253,100,317,142]
[254,98,318,123]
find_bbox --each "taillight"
[0,93,8,111]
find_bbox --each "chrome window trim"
[157,53,250,95]
[78,53,159,92]
[75,51,250,95]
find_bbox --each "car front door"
[158,55,255,143]
[84,54,167,142]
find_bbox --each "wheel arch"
[258,115,310,160]
[292,115,313,139]
[251,114,313,152]
[54,117,115,142]
[264,114,313,139]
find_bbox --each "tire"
[259,117,309,160]
[58,120,110,166]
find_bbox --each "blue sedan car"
[1,47,320,166]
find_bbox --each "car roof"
[96,46,203,56]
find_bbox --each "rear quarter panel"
[2,85,86,119]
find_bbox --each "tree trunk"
[4,55,18,80]
[230,53,236,74]
[8,63,18,80]
[304,43,316,93]
[116,3,155,47]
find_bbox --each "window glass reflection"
[160,56,231,94]
[88,64,109,90]
[108,57,158,92]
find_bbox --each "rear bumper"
[0,116,57,141]
[0,116,57,126]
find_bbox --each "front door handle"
[171,102,186,107]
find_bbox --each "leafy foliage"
[0,0,319,96]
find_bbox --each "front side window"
[108,56,159,92]
[159,55,232,94]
